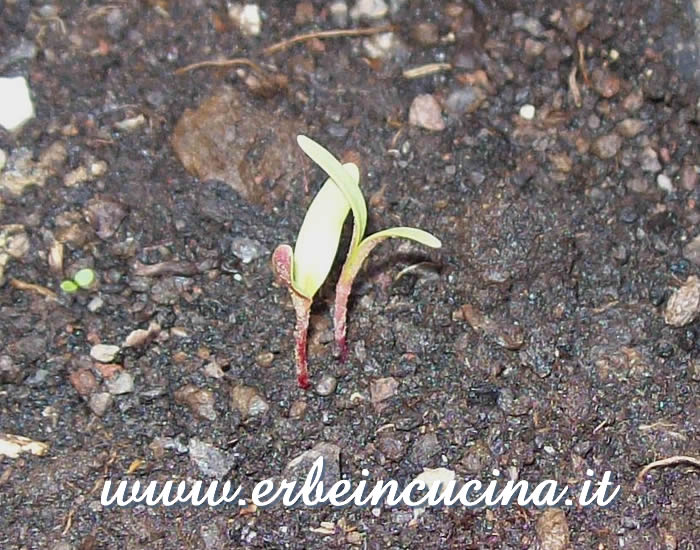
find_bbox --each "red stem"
[333,240,383,363]
[333,281,351,362]
[291,293,311,389]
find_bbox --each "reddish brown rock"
[172,86,304,207]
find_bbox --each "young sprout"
[60,268,97,293]
[296,135,441,362]
[272,161,359,388]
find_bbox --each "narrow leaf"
[296,135,367,249]
[292,163,357,298]
[361,227,442,249]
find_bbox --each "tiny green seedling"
[273,136,441,389]
[60,268,96,293]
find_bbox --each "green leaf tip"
[296,135,367,249]
[365,227,442,248]
[73,268,96,289]
[60,280,78,293]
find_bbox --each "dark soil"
[1,1,698,548]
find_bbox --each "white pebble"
[363,31,397,59]
[329,1,348,26]
[229,3,262,36]
[87,296,104,312]
[519,104,536,120]
[0,77,35,132]
[90,344,120,363]
[350,0,388,20]
[657,173,674,193]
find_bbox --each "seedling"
[296,136,441,362]
[60,268,96,293]
[272,160,359,388]
[274,136,441,388]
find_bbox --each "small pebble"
[622,89,644,112]
[329,1,348,26]
[683,234,700,266]
[664,276,700,327]
[363,32,397,59]
[0,355,24,384]
[519,104,536,120]
[255,351,274,367]
[105,371,134,395]
[175,384,217,421]
[231,385,269,418]
[656,173,674,192]
[90,344,120,363]
[412,22,439,46]
[86,296,104,313]
[445,86,486,115]
[0,77,35,132]
[350,0,388,20]
[679,164,697,191]
[591,134,622,159]
[615,119,646,138]
[64,166,89,187]
[315,374,337,396]
[69,368,97,397]
[370,377,398,405]
[89,392,113,416]
[294,1,315,24]
[536,509,570,550]
[229,4,262,36]
[523,38,545,57]
[114,114,145,132]
[408,94,445,131]
[591,68,621,98]
[188,438,232,479]
[203,362,225,378]
[90,160,107,177]
[231,237,267,264]
[640,146,662,173]
[289,399,308,419]
[123,322,160,347]
[0,149,6,172]
[570,6,592,32]
[512,12,545,36]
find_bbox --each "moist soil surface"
[1,1,699,549]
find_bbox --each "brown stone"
[172,86,304,207]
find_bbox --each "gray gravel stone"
[640,146,662,173]
[350,0,388,20]
[683,234,700,266]
[591,134,622,159]
[231,237,268,264]
[231,385,269,418]
[445,86,486,115]
[188,438,232,479]
[89,392,113,416]
[315,374,337,396]
[105,371,134,395]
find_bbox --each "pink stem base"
[333,281,351,363]
[291,293,311,389]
